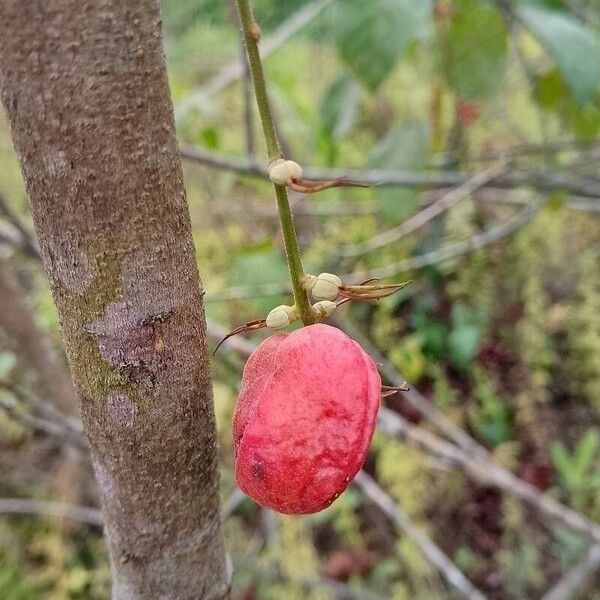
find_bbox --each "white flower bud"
[266,304,298,329]
[285,160,303,181]
[312,272,342,301]
[269,160,303,185]
[302,274,318,292]
[311,300,336,320]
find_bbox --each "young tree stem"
[236,0,314,325]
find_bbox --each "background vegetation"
[0,0,599,598]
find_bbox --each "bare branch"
[221,487,246,519]
[228,0,255,158]
[340,162,508,257]
[0,394,87,451]
[377,409,600,545]
[203,198,542,301]
[558,0,600,28]
[180,145,600,198]
[355,471,487,600]
[224,200,378,221]
[541,545,600,600]
[0,497,103,526]
[0,379,82,435]
[446,138,600,164]
[0,191,40,258]
[346,198,541,282]
[0,220,37,256]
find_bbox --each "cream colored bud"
[266,304,298,329]
[312,272,342,301]
[302,274,318,292]
[269,160,303,185]
[311,300,336,320]
[285,160,303,180]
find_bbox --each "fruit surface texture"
[233,324,381,514]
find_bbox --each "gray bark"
[0,1,230,598]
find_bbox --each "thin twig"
[174,0,334,119]
[0,192,39,258]
[340,161,508,257]
[541,545,600,600]
[377,409,600,545]
[346,198,541,282]
[0,488,247,531]
[476,189,600,213]
[443,138,600,164]
[203,198,542,301]
[223,201,378,222]
[228,0,255,158]
[180,145,600,198]
[355,471,487,600]
[0,497,103,526]
[559,0,600,28]
[0,221,28,253]
[221,487,246,519]
[0,394,87,451]
[0,380,82,435]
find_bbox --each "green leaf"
[369,121,429,223]
[573,428,599,473]
[200,126,219,149]
[517,4,600,104]
[449,324,480,371]
[551,443,575,486]
[445,0,508,98]
[231,248,287,287]
[534,68,564,109]
[448,304,484,371]
[445,0,508,99]
[568,101,600,137]
[411,309,448,358]
[319,75,360,141]
[231,248,289,315]
[328,0,432,91]
[534,68,600,136]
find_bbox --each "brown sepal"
[213,319,267,354]
[288,177,370,194]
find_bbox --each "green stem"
[235,0,314,325]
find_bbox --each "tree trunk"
[0,1,230,598]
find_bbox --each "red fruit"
[233,324,381,514]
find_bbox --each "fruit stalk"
[235,0,314,325]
